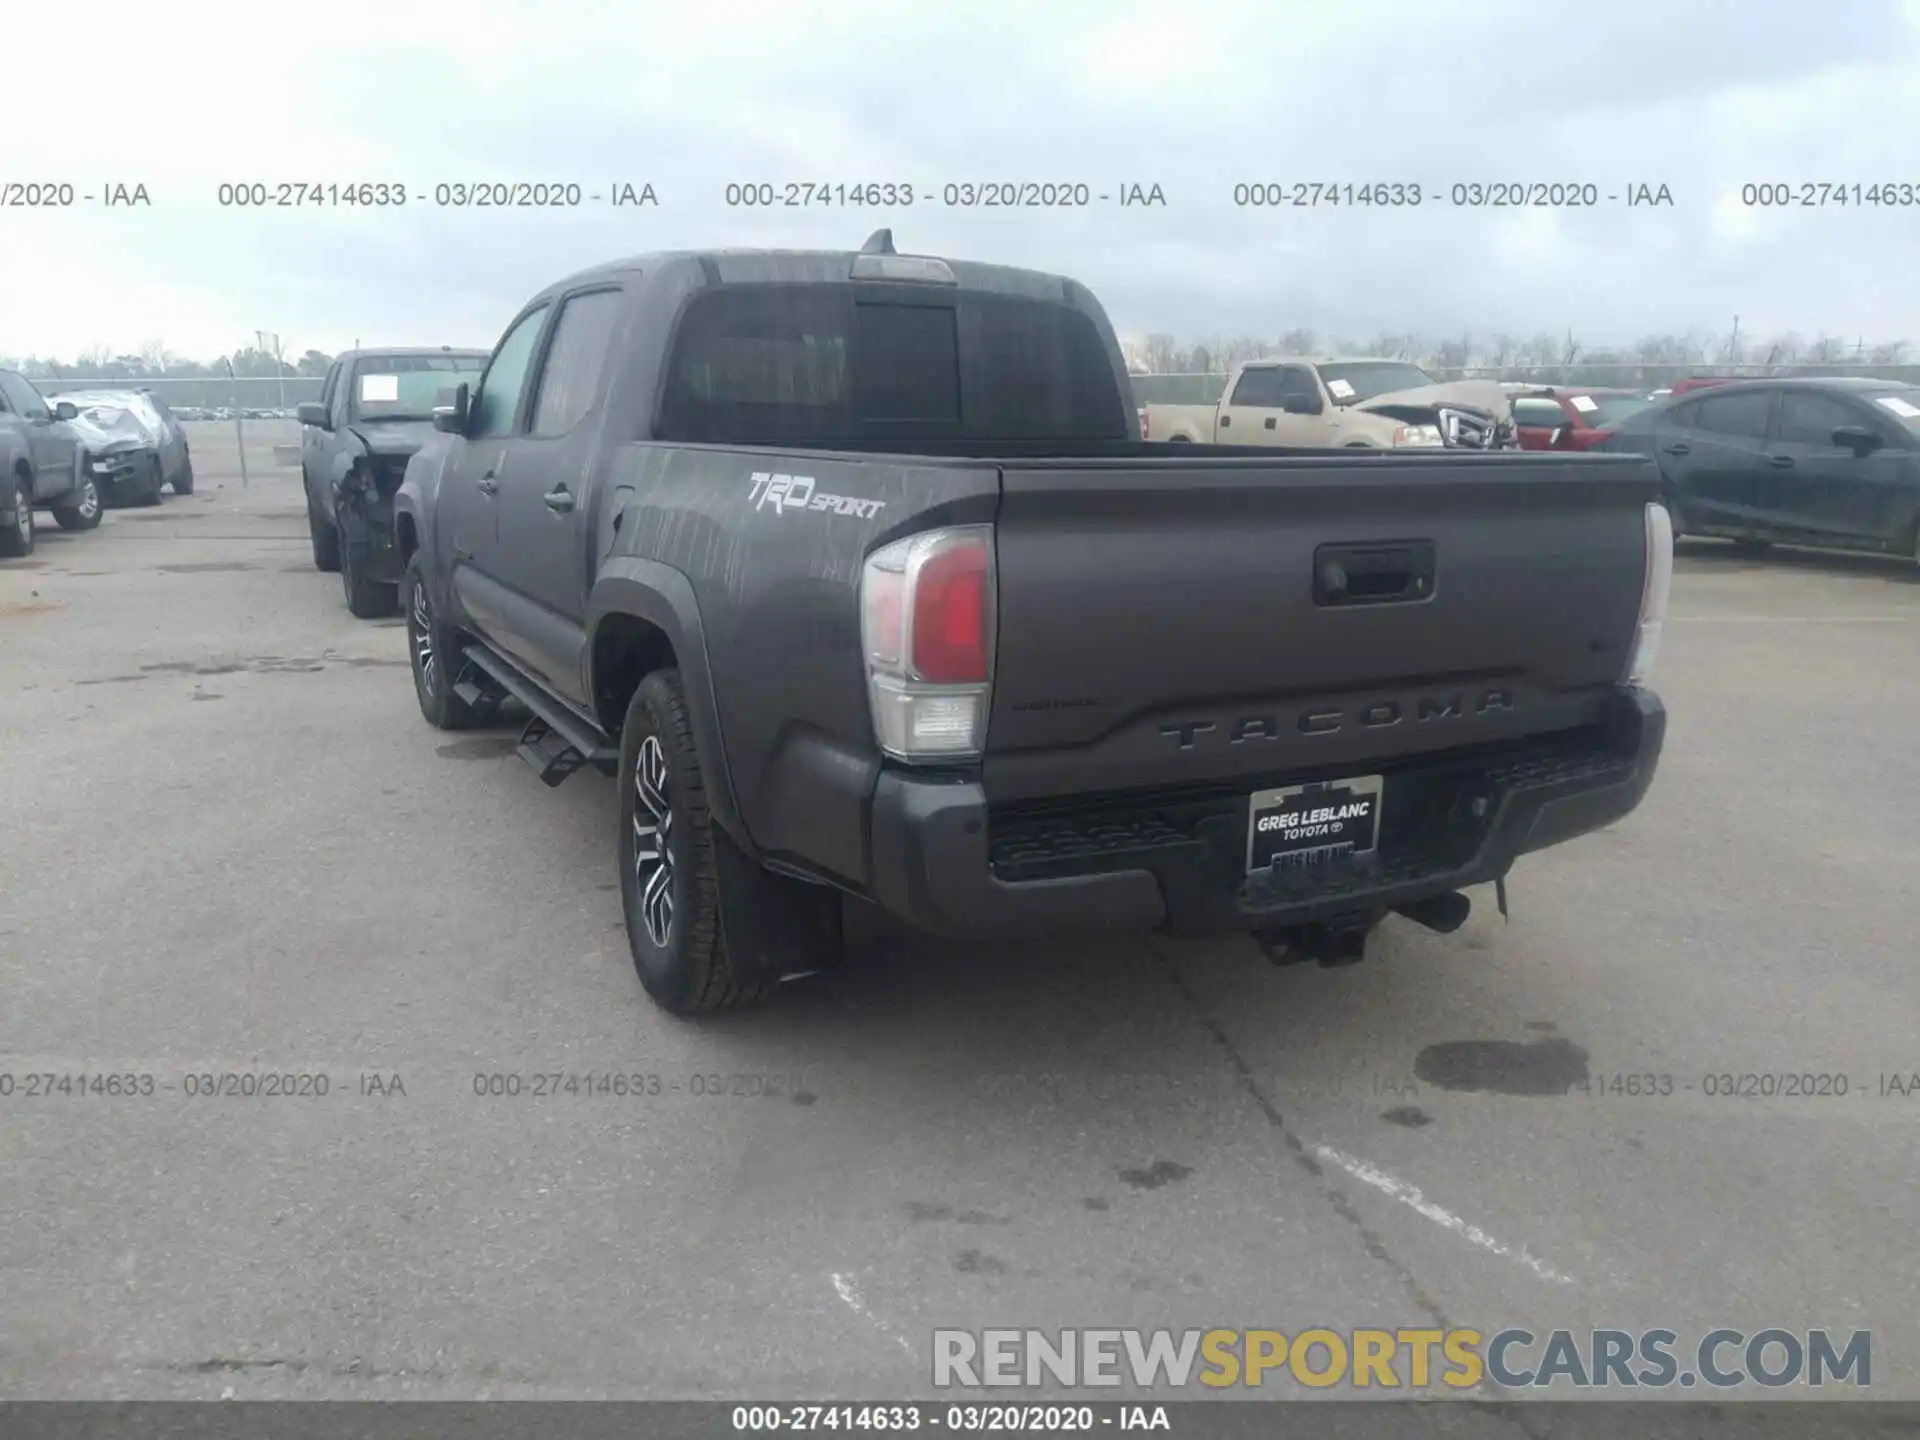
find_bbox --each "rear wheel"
[618,669,773,1014]
[52,476,102,531]
[403,552,477,730]
[0,476,33,558]
[171,454,194,495]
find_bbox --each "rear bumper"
[867,688,1665,940]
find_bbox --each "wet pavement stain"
[157,562,258,574]
[190,693,225,702]
[791,1091,817,1106]
[953,1249,1008,1276]
[1413,1037,1589,1096]
[904,1203,1011,1226]
[1081,1197,1111,1212]
[1117,1160,1193,1191]
[1381,1105,1433,1128]
[435,737,519,761]
[1525,1020,1559,1033]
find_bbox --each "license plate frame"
[1246,774,1384,874]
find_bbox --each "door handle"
[1219,414,1231,427]
[1264,416,1276,430]
[543,486,576,514]
[1661,444,1690,456]
[476,474,499,495]
[1769,454,1794,469]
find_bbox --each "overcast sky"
[6,0,1919,362]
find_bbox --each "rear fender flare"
[587,558,756,857]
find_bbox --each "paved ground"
[3,431,1917,1410]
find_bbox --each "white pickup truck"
[1140,358,1518,450]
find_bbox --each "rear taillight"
[1625,501,1673,687]
[860,526,996,761]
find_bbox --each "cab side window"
[529,290,623,437]
[471,307,551,439]
[1512,398,1569,428]
[1227,368,1286,407]
[1274,367,1322,413]
[1691,389,1774,440]
[1773,392,1863,450]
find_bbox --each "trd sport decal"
[748,472,886,520]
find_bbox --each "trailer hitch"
[1253,910,1380,968]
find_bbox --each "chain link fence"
[21,374,326,414]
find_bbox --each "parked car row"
[0,370,198,559]
[276,231,1669,1017]
[1140,358,1520,449]
[1492,375,1920,562]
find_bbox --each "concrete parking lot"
[3,427,1918,1406]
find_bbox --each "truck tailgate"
[984,452,1657,803]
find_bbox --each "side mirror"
[432,383,470,434]
[53,401,79,421]
[1831,424,1881,454]
[1281,393,1319,415]
[296,402,331,428]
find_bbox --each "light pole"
[224,357,249,488]
[256,330,289,415]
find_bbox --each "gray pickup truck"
[396,233,1671,1014]
[0,369,99,558]
[298,347,488,616]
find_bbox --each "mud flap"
[712,825,845,985]
[1496,874,1509,922]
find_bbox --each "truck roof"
[334,347,490,363]
[528,247,1096,307]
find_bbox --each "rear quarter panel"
[1142,403,1221,442]
[603,444,999,882]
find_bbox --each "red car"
[1510,387,1653,451]
[1668,376,1739,397]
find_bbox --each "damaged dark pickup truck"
[395,233,1672,1014]
[299,347,487,616]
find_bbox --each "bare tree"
[1804,335,1848,365]
[1279,327,1316,356]
[1140,333,1180,374]
[1869,341,1909,366]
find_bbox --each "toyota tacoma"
[395,233,1670,1014]
[299,347,488,616]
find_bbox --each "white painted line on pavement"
[1670,615,1912,623]
[832,1272,917,1361]
[1312,1144,1578,1286]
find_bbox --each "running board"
[458,642,618,786]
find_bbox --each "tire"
[403,552,478,730]
[128,454,163,507]
[53,476,103,532]
[0,475,33,559]
[618,669,773,1014]
[171,454,194,495]
[341,526,398,619]
[309,499,341,572]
